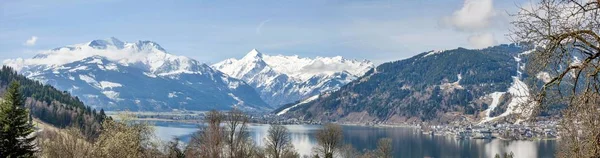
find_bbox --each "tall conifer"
[0,81,36,157]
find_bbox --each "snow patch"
[569,56,582,78]
[503,77,534,120]
[480,50,536,124]
[84,94,98,98]
[221,76,241,89]
[168,92,180,98]
[99,81,122,89]
[96,64,106,70]
[440,74,464,91]
[143,72,157,78]
[228,93,244,107]
[79,75,101,89]
[276,95,319,116]
[156,70,202,76]
[87,58,103,64]
[536,72,552,83]
[481,92,506,123]
[68,66,88,72]
[480,77,533,124]
[423,50,445,57]
[104,64,118,71]
[102,91,122,101]
[570,56,582,67]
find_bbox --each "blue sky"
[0,0,527,64]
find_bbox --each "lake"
[151,121,557,158]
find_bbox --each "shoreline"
[112,112,558,142]
[335,122,421,129]
[125,116,421,129]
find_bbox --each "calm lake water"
[151,121,557,158]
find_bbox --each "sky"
[0,0,528,65]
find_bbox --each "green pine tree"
[0,81,36,157]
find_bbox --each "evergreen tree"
[99,109,106,122]
[0,81,36,157]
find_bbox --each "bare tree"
[224,109,253,158]
[38,127,94,158]
[315,123,343,158]
[338,144,359,158]
[281,151,301,158]
[37,112,167,158]
[92,118,158,158]
[265,125,298,158]
[376,138,393,158]
[185,110,225,158]
[185,109,263,158]
[358,150,377,158]
[511,0,600,157]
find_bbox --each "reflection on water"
[484,140,535,158]
[249,124,320,155]
[152,121,556,158]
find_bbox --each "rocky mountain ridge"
[4,37,269,111]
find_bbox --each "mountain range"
[273,44,549,124]
[3,37,372,111]
[4,37,556,124]
[212,49,373,106]
[3,38,269,111]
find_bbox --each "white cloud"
[3,42,150,71]
[468,33,496,48]
[443,0,497,31]
[24,36,38,46]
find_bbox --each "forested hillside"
[276,44,541,124]
[0,66,106,138]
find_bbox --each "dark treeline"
[0,66,107,138]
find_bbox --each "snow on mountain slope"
[3,37,270,111]
[480,51,536,124]
[480,77,533,124]
[212,49,373,107]
[7,37,206,77]
[276,95,320,116]
[271,44,540,124]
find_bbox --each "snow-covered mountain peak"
[4,38,193,76]
[243,49,263,60]
[129,40,166,52]
[88,37,125,49]
[4,38,271,111]
[212,49,373,106]
[214,50,373,82]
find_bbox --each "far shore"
[106,111,421,129]
[109,111,559,142]
[122,115,421,129]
